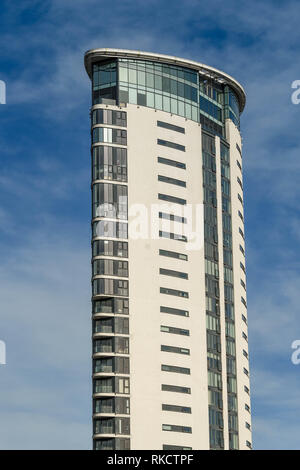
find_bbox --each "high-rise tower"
[84,48,252,450]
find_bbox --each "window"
[159,212,187,224]
[92,109,127,127]
[209,408,224,428]
[241,296,247,308]
[162,424,192,433]
[244,385,250,394]
[242,331,248,341]
[236,143,242,157]
[205,259,219,278]
[157,139,185,152]
[243,349,248,359]
[92,127,127,145]
[238,210,244,222]
[93,278,129,297]
[246,422,251,430]
[92,146,127,183]
[92,221,128,239]
[202,132,216,155]
[94,417,130,435]
[159,231,187,242]
[162,404,191,414]
[162,384,191,394]
[93,317,129,335]
[93,297,129,315]
[92,60,117,105]
[94,378,114,394]
[228,394,237,412]
[93,259,128,277]
[206,296,220,319]
[206,314,220,333]
[157,120,185,134]
[243,367,249,376]
[209,390,223,409]
[93,337,129,355]
[163,445,192,450]
[245,404,250,413]
[241,279,246,290]
[160,325,189,336]
[158,175,186,187]
[158,193,186,205]
[240,261,246,273]
[93,240,128,258]
[160,306,189,317]
[246,440,252,449]
[209,428,224,449]
[161,364,190,374]
[238,193,243,205]
[160,287,189,298]
[237,176,243,189]
[159,268,188,279]
[242,314,247,324]
[158,156,186,169]
[93,356,129,374]
[116,377,130,394]
[159,249,188,261]
[92,183,127,219]
[236,159,242,171]
[161,345,190,355]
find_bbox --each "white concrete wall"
[226,119,252,449]
[127,104,209,449]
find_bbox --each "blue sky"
[0,0,299,450]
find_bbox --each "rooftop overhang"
[84,48,246,113]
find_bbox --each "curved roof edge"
[84,48,246,113]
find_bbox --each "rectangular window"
[158,156,186,169]
[161,345,190,355]
[162,424,192,433]
[157,139,185,152]
[159,249,188,261]
[159,212,187,224]
[236,143,242,157]
[160,287,189,298]
[157,120,185,134]
[159,231,187,242]
[161,325,189,336]
[158,175,186,187]
[162,384,191,394]
[93,240,128,258]
[160,306,189,317]
[158,193,186,205]
[163,445,192,450]
[161,364,190,374]
[162,404,191,413]
[159,268,188,279]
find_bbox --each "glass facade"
[91,106,130,451]
[91,59,241,137]
[202,132,224,450]
[221,141,239,450]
